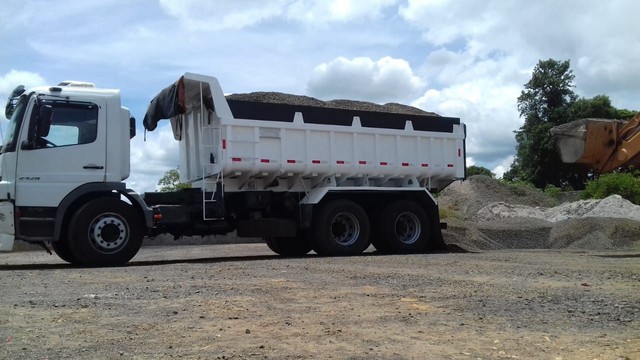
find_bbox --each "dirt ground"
[1,244,638,359]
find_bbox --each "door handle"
[83,165,104,169]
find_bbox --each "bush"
[439,205,461,220]
[544,184,562,200]
[581,173,640,204]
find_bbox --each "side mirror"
[37,105,52,137]
[4,85,26,118]
[129,117,136,139]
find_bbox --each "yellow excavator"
[551,112,640,173]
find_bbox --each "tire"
[377,200,430,254]
[51,237,80,265]
[67,198,144,267]
[264,235,312,257]
[311,199,370,256]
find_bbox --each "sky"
[1,0,639,193]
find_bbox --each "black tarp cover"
[143,76,186,131]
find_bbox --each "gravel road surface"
[1,244,638,359]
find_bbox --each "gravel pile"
[476,195,640,223]
[438,175,556,220]
[440,176,640,251]
[226,92,438,116]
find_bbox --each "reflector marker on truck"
[261,159,270,163]
[458,148,461,157]
[402,162,409,167]
[336,160,345,165]
[380,162,388,166]
[287,160,296,164]
[421,163,429,167]
[312,160,321,164]
[447,164,454,167]
[232,157,241,162]
[358,160,367,165]
[222,139,227,149]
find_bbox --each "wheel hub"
[331,212,360,246]
[395,212,421,245]
[89,214,128,253]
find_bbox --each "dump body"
[144,73,466,194]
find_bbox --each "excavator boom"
[551,112,640,173]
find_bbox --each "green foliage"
[506,59,634,190]
[466,165,494,178]
[615,108,637,120]
[439,205,461,220]
[507,59,581,189]
[581,172,640,205]
[499,178,535,190]
[157,169,191,192]
[543,184,562,200]
[569,95,618,120]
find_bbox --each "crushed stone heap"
[439,176,640,251]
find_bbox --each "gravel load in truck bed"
[225,92,438,116]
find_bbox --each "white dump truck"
[0,73,466,266]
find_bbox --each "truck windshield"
[1,93,30,154]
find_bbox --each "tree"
[569,95,618,120]
[505,59,583,189]
[467,165,494,177]
[157,169,191,192]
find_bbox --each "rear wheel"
[377,200,430,254]
[264,235,312,257]
[311,199,370,256]
[68,198,144,267]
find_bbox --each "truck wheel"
[51,238,80,265]
[264,236,312,256]
[378,200,429,254]
[68,198,144,267]
[312,199,370,256]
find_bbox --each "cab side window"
[39,103,98,148]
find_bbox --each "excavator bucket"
[551,119,623,164]
[550,113,640,173]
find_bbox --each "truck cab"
[0,82,146,263]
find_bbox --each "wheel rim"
[395,212,421,245]
[330,212,360,246]
[88,213,129,254]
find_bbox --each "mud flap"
[0,202,15,251]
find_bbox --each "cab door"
[15,98,107,207]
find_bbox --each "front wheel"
[51,237,80,265]
[68,198,144,267]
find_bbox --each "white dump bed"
[143,73,465,193]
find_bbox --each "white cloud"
[307,56,425,102]
[158,0,399,30]
[492,155,514,179]
[128,124,180,193]
[401,0,640,108]
[412,60,522,167]
[0,70,47,131]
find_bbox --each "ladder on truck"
[198,83,224,221]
